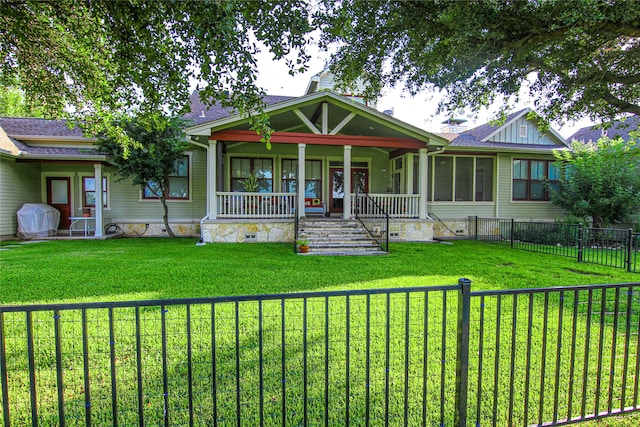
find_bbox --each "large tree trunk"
[159,196,175,238]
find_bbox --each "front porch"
[187,91,449,244]
[202,191,435,243]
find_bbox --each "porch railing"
[351,193,419,218]
[216,192,296,219]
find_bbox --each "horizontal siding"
[0,157,41,237]
[496,154,566,220]
[108,149,207,223]
[429,203,495,219]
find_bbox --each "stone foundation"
[432,218,471,239]
[388,219,435,241]
[202,220,294,243]
[115,222,199,237]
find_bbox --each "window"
[143,156,190,199]
[281,159,322,198]
[433,157,453,201]
[512,159,558,201]
[518,125,528,138]
[231,157,273,192]
[82,176,108,208]
[431,156,494,202]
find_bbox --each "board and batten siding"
[0,156,41,237]
[490,116,559,145]
[496,154,566,220]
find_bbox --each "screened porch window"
[281,159,322,199]
[231,157,273,192]
[431,156,494,202]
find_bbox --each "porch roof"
[186,91,449,149]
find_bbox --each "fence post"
[0,312,10,427]
[475,216,478,240]
[455,278,472,427]
[577,223,583,263]
[510,219,515,248]
[627,228,633,272]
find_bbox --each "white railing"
[216,192,296,219]
[351,193,420,218]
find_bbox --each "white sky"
[253,47,595,139]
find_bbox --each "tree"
[96,115,190,237]
[318,0,640,123]
[550,134,640,228]
[0,85,42,117]
[1,0,311,142]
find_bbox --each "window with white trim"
[143,155,190,199]
[82,176,108,208]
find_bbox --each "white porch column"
[93,163,104,237]
[208,140,218,219]
[406,153,414,195]
[343,145,352,219]
[297,143,306,219]
[419,148,428,219]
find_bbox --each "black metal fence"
[470,217,640,273]
[1,281,640,426]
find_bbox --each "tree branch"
[601,91,640,115]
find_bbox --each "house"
[0,72,571,243]
[431,108,570,237]
[569,114,639,143]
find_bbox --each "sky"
[252,46,595,140]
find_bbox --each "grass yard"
[0,238,638,305]
[1,238,640,426]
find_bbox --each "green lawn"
[1,238,637,305]
[1,239,639,426]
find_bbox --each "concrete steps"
[297,218,387,256]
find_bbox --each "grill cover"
[16,203,60,238]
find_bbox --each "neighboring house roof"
[446,108,568,153]
[569,115,639,142]
[0,117,103,160]
[183,91,295,126]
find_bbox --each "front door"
[47,177,71,229]
[329,168,369,213]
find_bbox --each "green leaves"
[319,0,640,123]
[551,135,640,227]
[2,0,312,142]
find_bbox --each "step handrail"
[354,190,389,252]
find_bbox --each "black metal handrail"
[354,190,389,252]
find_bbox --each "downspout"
[424,146,446,220]
[187,136,210,245]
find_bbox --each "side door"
[46,177,71,229]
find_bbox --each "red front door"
[47,177,71,229]
[329,168,369,213]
